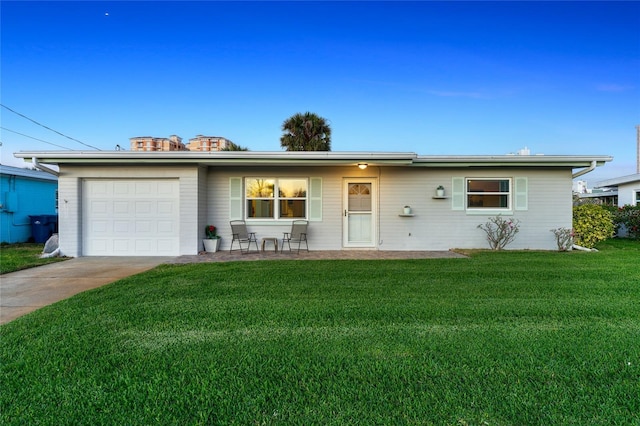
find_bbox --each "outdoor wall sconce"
[358,163,368,169]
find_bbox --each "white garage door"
[83,179,180,256]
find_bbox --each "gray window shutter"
[451,177,465,210]
[309,177,322,221]
[514,177,528,211]
[229,177,243,220]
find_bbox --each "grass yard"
[1,240,639,425]
[0,243,67,274]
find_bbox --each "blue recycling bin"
[29,215,58,243]
[43,214,59,234]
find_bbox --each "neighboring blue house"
[0,165,58,244]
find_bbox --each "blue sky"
[1,1,638,183]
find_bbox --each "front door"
[343,179,376,248]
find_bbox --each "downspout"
[32,157,59,177]
[572,160,597,179]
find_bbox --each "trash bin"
[29,215,56,243]
[43,214,59,234]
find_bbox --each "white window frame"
[244,177,308,221]
[635,190,640,207]
[466,178,512,212]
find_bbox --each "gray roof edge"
[594,173,640,188]
[14,150,418,162]
[0,164,58,181]
[413,155,613,166]
[14,150,613,167]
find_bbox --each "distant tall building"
[130,135,186,151]
[186,135,231,152]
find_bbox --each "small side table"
[261,237,278,253]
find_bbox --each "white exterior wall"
[207,166,353,250]
[206,166,573,251]
[617,181,640,207]
[197,166,209,250]
[58,165,200,257]
[378,167,572,250]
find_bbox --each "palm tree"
[280,112,331,151]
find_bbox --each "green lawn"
[1,240,639,425]
[0,243,68,274]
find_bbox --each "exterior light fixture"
[358,163,368,170]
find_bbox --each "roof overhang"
[0,164,58,181]
[595,173,640,188]
[14,150,613,170]
[14,151,416,167]
[413,155,612,168]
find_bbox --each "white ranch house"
[595,174,640,207]
[15,151,611,257]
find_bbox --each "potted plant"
[436,185,445,197]
[203,225,221,252]
[403,205,412,214]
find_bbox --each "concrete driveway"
[1,257,172,325]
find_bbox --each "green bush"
[572,204,614,248]
[611,205,640,239]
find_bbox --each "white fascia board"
[413,155,613,168]
[15,150,613,169]
[14,150,417,166]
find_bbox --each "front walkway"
[1,257,171,325]
[168,249,466,264]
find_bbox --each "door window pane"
[348,183,372,211]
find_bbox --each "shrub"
[550,227,574,251]
[611,205,640,239]
[572,204,614,248]
[477,215,520,250]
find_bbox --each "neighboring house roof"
[595,173,640,188]
[14,151,612,170]
[0,164,58,182]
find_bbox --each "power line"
[1,104,102,150]
[0,127,74,150]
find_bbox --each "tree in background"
[221,141,249,151]
[280,112,331,151]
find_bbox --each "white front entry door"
[343,179,376,248]
[83,179,180,256]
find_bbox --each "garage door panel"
[134,201,153,215]
[135,220,154,234]
[113,201,131,214]
[83,179,179,256]
[113,239,131,252]
[134,181,154,195]
[91,220,109,233]
[90,239,109,253]
[91,201,109,214]
[134,239,154,252]
[113,220,131,233]
[90,181,109,195]
[157,201,174,214]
